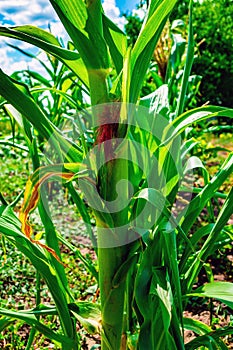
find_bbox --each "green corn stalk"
[42,2,178,349]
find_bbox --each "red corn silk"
[95,103,121,160]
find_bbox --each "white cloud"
[132,4,146,21]
[0,36,53,76]
[0,1,69,75]
[102,0,126,30]
[0,41,28,75]
[0,0,126,30]
[49,21,70,43]
[0,0,58,26]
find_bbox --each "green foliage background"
[192,0,233,107]
[172,0,233,108]
[125,0,233,108]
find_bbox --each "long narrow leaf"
[0,206,75,341]
[0,25,89,87]
[175,1,194,117]
[182,187,233,293]
[0,69,82,162]
[185,327,233,350]
[102,14,127,74]
[163,106,233,144]
[187,282,233,310]
[0,308,74,346]
[130,0,177,102]
[179,152,233,233]
[49,0,110,72]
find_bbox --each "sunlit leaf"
[188,282,233,310]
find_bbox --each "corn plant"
[0,1,233,349]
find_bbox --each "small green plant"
[0,1,233,349]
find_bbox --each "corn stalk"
[44,2,178,349]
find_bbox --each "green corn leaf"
[30,86,83,110]
[179,225,232,286]
[66,182,98,250]
[121,47,132,104]
[166,27,186,88]
[157,138,182,203]
[140,84,170,119]
[0,308,74,346]
[133,187,167,230]
[150,267,173,330]
[134,220,184,349]
[188,282,233,310]
[163,106,233,145]
[7,42,54,78]
[183,187,233,293]
[161,224,184,332]
[50,0,111,105]
[0,140,31,153]
[175,0,194,117]
[4,104,33,147]
[185,328,233,350]
[183,156,209,185]
[23,304,58,316]
[0,69,82,162]
[180,139,199,160]
[112,250,139,288]
[0,317,14,332]
[57,232,98,280]
[136,264,178,350]
[132,0,176,64]
[130,0,177,103]
[69,302,101,335]
[0,25,89,87]
[183,317,211,335]
[23,70,53,87]
[0,205,75,340]
[49,0,110,105]
[49,0,110,72]
[50,0,88,32]
[133,188,193,252]
[0,25,78,59]
[179,224,213,273]
[179,152,233,233]
[102,14,127,74]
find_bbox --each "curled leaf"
[19,163,87,261]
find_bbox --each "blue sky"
[0,0,141,75]
[116,0,139,12]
